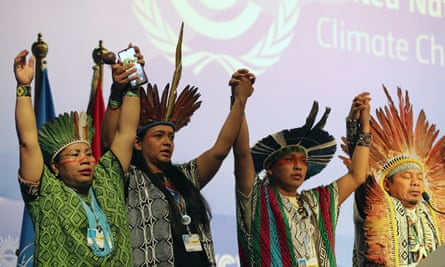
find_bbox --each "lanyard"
[163,178,192,232]
[77,187,114,257]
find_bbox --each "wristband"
[125,87,140,97]
[17,85,31,97]
[108,83,125,107]
[108,98,121,109]
[356,132,372,147]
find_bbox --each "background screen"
[1,1,445,266]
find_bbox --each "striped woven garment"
[238,180,338,267]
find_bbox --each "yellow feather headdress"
[342,85,445,265]
[369,86,445,195]
[137,22,201,136]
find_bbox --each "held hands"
[228,68,255,103]
[111,44,145,91]
[348,92,371,132]
[14,50,35,86]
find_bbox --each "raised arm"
[233,110,255,196]
[336,92,371,204]
[109,87,140,173]
[14,49,44,184]
[101,45,143,149]
[104,46,144,172]
[195,69,254,187]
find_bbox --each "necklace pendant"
[181,214,191,226]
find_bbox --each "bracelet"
[346,119,359,145]
[356,132,372,147]
[125,87,140,97]
[108,98,121,109]
[108,83,126,107]
[17,85,31,97]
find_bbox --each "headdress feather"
[38,111,94,165]
[165,22,183,120]
[138,22,201,134]
[342,85,445,265]
[251,101,336,180]
[362,177,395,265]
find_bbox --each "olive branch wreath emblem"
[133,0,300,75]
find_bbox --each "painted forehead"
[266,146,307,166]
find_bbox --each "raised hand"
[229,68,255,103]
[111,44,145,91]
[14,50,35,86]
[348,92,371,131]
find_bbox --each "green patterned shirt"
[22,151,132,266]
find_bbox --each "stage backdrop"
[1,1,445,266]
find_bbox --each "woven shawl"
[238,180,338,267]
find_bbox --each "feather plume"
[137,22,201,133]
[363,177,395,265]
[165,22,184,120]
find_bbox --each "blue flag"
[16,65,56,267]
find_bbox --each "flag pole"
[88,40,107,159]
[88,40,107,114]
[93,40,106,78]
[31,33,48,112]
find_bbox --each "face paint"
[59,157,97,165]
[275,154,307,167]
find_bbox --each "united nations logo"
[132,1,300,75]
[0,235,19,267]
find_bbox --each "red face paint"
[59,155,96,165]
[275,155,307,167]
[58,156,96,165]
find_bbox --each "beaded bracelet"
[17,85,31,97]
[356,132,372,147]
[346,119,359,145]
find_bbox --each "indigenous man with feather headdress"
[231,79,371,267]
[345,87,445,267]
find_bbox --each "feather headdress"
[251,101,337,180]
[137,22,201,136]
[38,111,94,165]
[369,86,445,203]
[342,86,445,265]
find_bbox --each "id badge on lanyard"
[182,233,203,252]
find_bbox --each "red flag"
[87,65,105,160]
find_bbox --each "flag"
[16,63,56,267]
[87,65,105,160]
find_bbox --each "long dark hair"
[132,150,212,235]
